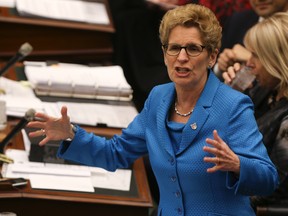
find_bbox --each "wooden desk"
[0,120,153,216]
[0,0,115,64]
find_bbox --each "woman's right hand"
[222,62,242,85]
[27,106,74,146]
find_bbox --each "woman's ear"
[163,48,168,66]
[209,48,219,68]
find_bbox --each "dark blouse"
[253,97,288,205]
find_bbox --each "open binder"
[24,62,133,101]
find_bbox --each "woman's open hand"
[27,106,73,146]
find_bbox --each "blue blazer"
[58,71,278,216]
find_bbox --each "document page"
[0,0,16,7]
[30,174,95,192]
[0,77,44,117]
[43,101,138,128]
[16,0,110,25]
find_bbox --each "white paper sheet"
[0,0,15,7]
[0,77,44,117]
[2,149,132,192]
[43,101,138,128]
[90,167,131,191]
[29,174,95,192]
[16,0,110,25]
[10,162,91,177]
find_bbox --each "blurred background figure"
[215,0,288,77]
[214,0,288,119]
[199,0,251,26]
[108,0,191,111]
[108,0,251,112]
[222,12,288,214]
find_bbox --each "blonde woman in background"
[223,12,288,212]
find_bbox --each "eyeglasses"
[163,43,206,57]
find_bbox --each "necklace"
[174,102,194,117]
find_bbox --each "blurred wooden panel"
[0,0,115,64]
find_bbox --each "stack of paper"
[2,149,132,192]
[0,71,137,128]
[0,77,44,117]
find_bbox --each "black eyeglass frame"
[162,43,206,57]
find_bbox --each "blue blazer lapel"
[157,84,176,157]
[177,71,220,155]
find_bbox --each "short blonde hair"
[159,4,222,53]
[244,12,288,98]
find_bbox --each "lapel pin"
[190,123,197,130]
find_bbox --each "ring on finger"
[41,129,46,136]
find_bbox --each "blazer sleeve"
[222,93,279,196]
[57,90,157,171]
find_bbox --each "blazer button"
[171,175,177,182]
[177,207,183,215]
[170,158,175,165]
[175,191,181,198]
